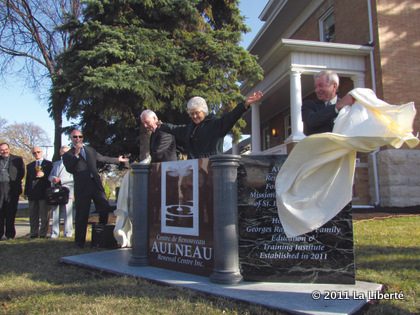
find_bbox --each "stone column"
[209,155,242,284]
[287,70,306,143]
[129,163,150,266]
[251,103,261,153]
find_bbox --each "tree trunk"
[50,95,64,161]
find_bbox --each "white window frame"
[319,7,335,42]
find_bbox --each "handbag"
[46,184,70,205]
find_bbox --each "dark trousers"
[28,199,50,238]
[74,180,111,245]
[0,184,19,239]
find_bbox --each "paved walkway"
[12,201,116,240]
[14,221,30,238]
[62,249,383,315]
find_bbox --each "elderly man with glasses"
[24,146,53,238]
[63,129,129,248]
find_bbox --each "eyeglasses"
[72,135,83,139]
[32,151,41,155]
[188,111,202,117]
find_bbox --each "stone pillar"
[209,155,242,284]
[231,141,239,155]
[286,70,306,143]
[129,163,150,266]
[251,103,261,153]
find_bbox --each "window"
[319,8,335,42]
[284,114,291,138]
[262,126,270,150]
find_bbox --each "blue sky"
[0,1,267,151]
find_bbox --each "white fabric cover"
[113,171,132,247]
[275,88,419,238]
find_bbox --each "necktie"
[80,147,87,160]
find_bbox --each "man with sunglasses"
[24,146,53,238]
[63,129,129,248]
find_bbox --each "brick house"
[240,0,420,207]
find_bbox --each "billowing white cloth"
[275,88,419,238]
[113,171,132,247]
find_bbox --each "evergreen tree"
[54,0,263,159]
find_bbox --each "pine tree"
[54,0,263,159]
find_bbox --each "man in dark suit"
[24,146,53,238]
[0,143,25,240]
[302,70,354,135]
[140,109,177,163]
[63,129,129,247]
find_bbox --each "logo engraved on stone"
[161,160,199,236]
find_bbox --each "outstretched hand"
[336,94,355,111]
[245,91,264,108]
[118,155,130,163]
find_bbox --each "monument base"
[210,270,243,285]
[62,249,383,315]
[237,155,355,284]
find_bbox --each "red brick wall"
[376,0,420,136]
[334,0,370,44]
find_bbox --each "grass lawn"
[353,215,419,314]
[0,215,418,315]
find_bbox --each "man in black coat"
[140,109,177,163]
[63,129,129,247]
[24,146,53,238]
[302,70,351,136]
[0,143,25,240]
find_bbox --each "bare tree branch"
[0,0,81,160]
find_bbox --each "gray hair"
[315,70,339,87]
[187,96,209,116]
[140,109,158,122]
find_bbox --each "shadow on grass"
[0,239,281,315]
[0,239,218,308]
[355,245,420,270]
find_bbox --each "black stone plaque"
[148,159,214,276]
[238,155,355,284]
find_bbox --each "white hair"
[140,109,157,122]
[315,70,339,87]
[187,96,209,116]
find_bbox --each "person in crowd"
[159,91,263,159]
[0,143,25,240]
[62,129,129,248]
[24,146,53,238]
[140,109,178,163]
[48,145,74,238]
[301,70,354,135]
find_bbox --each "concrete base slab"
[61,249,382,315]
